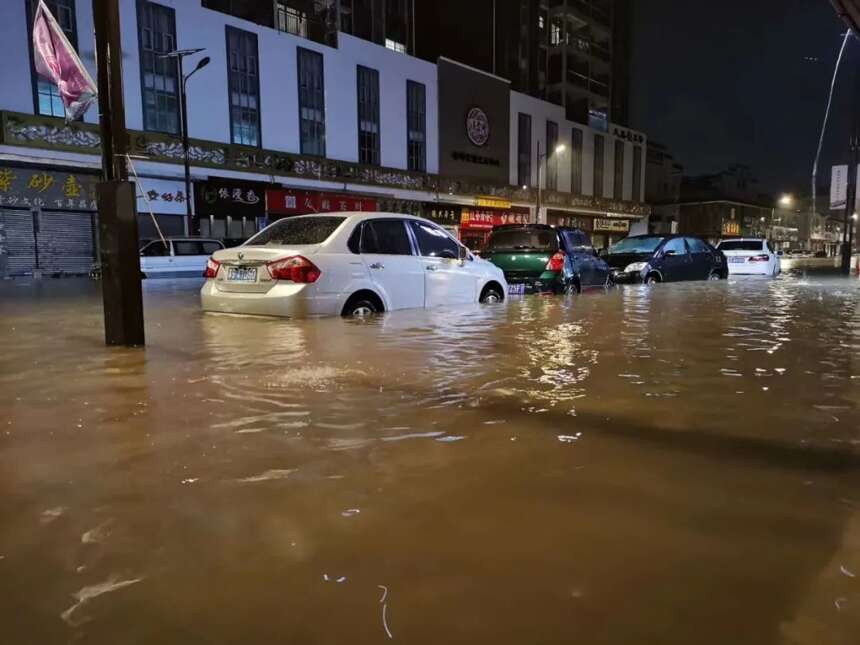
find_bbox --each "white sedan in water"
[200,213,508,317]
[716,238,781,277]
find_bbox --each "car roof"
[718,238,764,242]
[283,211,429,222]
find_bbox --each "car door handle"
[369,262,384,270]
[426,265,438,271]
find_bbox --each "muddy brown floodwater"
[1,271,859,644]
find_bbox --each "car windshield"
[607,236,664,255]
[247,217,346,246]
[718,240,764,251]
[487,228,557,251]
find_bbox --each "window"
[226,27,260,146]
[663,238,688,255]
[718,240,765,252]
[608,236,664,255]
[173,241,206,256]
[410,221,460,258]
[407,81,426,172]
[249,216,345,246]
[357,66,380,166]
[685,238,710,254]
[137,2,179,134]
[571,129,583,194]
[361,220,413,255]
[201,241,223,255]
[277,3,307,37]
[593,135,605,197]
[632,145,642,202]
[385,38,406,53]
[562,230,591,249]
[517,114,532,187]
[487,228,557,251]
[546,121,559,191]
[297,47,326,156]
[614,140,625,200]
[29,0,78,117]
[140,241,170,257]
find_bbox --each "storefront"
[194,178,269,244]
[0,164,98,277]
[422,203,462,236]
[459,197,533,250]
[135,177,191,239]
[266,188,377,220]
[546,210,637,250]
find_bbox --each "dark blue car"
[604,235,729,284]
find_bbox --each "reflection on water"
[1,273,859,644]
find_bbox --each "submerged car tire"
[480,283,504,304]
[709,271,722,281]
[342,294,382,318]
[645,273,661,285]
[564,279,582,295]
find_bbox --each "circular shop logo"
[466,107,490,147]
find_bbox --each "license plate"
[508,283,526,295]
[729,257,746,263]
[227,267,257,282]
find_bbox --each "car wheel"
[480,285,504,304]
[709,271,722,281]
[564,279,582,295]
[645,274,660,285]
[342,297,380,318]
[604,274,614,289]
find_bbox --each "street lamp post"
[160,49,210,236]
[536,141,566,223]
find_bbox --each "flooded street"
[2,271,859,644]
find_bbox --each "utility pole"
[92,0,145,346]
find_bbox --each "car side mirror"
[663,249,676,257]
[597,248,607,257]
[458,245,469,262]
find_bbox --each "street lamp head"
[555,144,566,155]
[194,56,211,73]
[521,185,528,190]
[853,212,859,221]
[778,194,794,207]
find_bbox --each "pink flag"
[32,0,97,122]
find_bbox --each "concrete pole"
[92,0,145,346]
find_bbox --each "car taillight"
[204,257,221,278]
[266,256,321,283]
[546,251,565,272]
[748,254,770,262]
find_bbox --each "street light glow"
[555,144,566,154]
[778,194,794,207]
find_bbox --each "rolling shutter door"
[0,209,36,277]
[37,211,95,275]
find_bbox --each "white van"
[140,237,225,278]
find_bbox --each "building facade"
[0,0,647,277]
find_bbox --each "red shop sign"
[266,189,377,216]
[460,208,533,231]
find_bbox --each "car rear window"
[487,228,557,251]
[248,217,346,246]
[607,236,664,255]
[718,240,764,251]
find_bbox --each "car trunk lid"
[211,245,321,293]
[482,249,553,281]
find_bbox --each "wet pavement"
[1,269,859,644]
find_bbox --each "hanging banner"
[831,165,848,211]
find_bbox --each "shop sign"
[0,165,97,210]
[466,107,490,147]
[266,189,377,216]
[594,218,630,233]
[423,204,461,226]
[460,208,533,230]
[722,220,741,236]
[831,165,848,210]
[476,196,511,210]
[611,125,646,144]
[135,178,189,215]
[551,215,592,230]
[195,179,267,217]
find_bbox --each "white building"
[0,0,648,277]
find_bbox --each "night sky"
[630,0,853,195]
